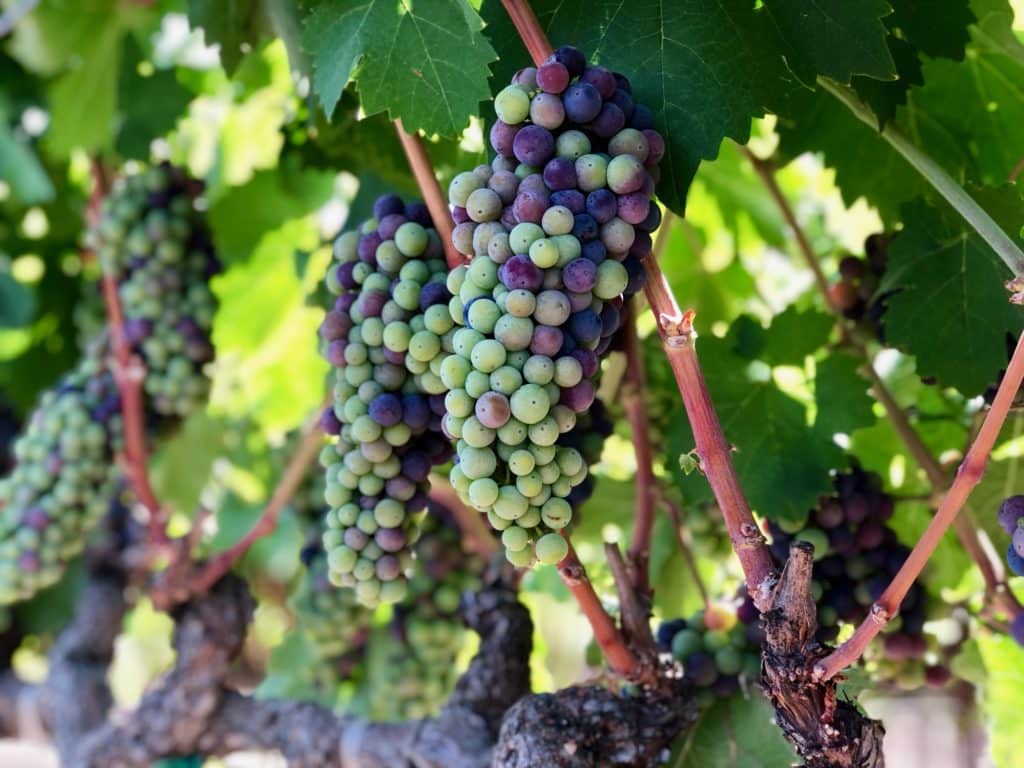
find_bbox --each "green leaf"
[116,38,193,160]
[304,0,496,137]
[760,305,833,366]
[972,632,1024,768]
[671,693,797,767]
[0,123,54,204]
[887,0,975,60]
[888,501,973,590]
[481,0,772,214]
[852,35,923,128]
[814,353,876,436]
[878,195,1024,396]
[188,0,306,76]
[759,0,896,86]
[150,412,228,517]
[0,273,36,328]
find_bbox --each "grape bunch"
[0,346,122,602]
[443,45,665,566]
[0,162,218,605]
[365,502,482,720]
[998,496,1024,579]
[291,545,373,661]
[656,594,763,708]
[827,233,891,341]
[319,195,454,607]
[92,162,220,419]
[767,468,929,656]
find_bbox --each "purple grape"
[638,201,662,232]
[378,213,407,240]
[613,72,632,93]
[582,240,607,263]
[550,189,585,214]
[1011,613,1024,646]
[490,120,520,156]
[428,394,447,416]
[537,60,570,93]
[684,652,718,686]
[359,289,388,318]
[383,348,405,366]
[500,255,543,291]
[358,233,382,263]
[512,66,538,89]
[22,506,49,532]
[567,213,596,242]
[513,125,555,167]
[375,527,407,553]
[402,394,430,430]
[404,201,431,226]
[543,157,577,191]
[321,407,342,436]
[562,380,596,413]
[418,281,449,310]
[572,348,599,378]
[643,129,665,164]
[335,293,357,314]
[1014,526,1024,558]
[631,103,655,130]
[563,82,603,124]
[326,339,348,366]
[452,206,470,225]
[18,552,40,573]
[600,304,621,337]
[376,555,402,581]
[337,261,359,289]
[489,170,520,204]
[530,325,564,356]
[998,496,1024,533]
[629,230,652,257]
[501,205,518,230]
[581,65,616,98]
[567,291,593,313]
[563,258,597,293]
[616,192,650,225]
[590,103,626,138]
[586,189,618,223]
[609,88,634,120]
[344,528,369,551]
[123,317,152,346]
[476,391,512,428]
[385,475,415,501]
[513,190,549,224]
[553,46,586,77]
[402,451,431,482]
[656,618,688,650]
[568,309,602,343]
[374,194,405,220]
[369,393,403,427]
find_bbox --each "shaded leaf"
[671,693,797,767]
[814,353,876,436]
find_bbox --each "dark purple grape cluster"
[319,195,454,607]
[443,46,664,566]
[997,496,1024,579]
[558,397,612,508]
[0,163,218,605]
[767,468,929,659]
[828,233,891,340]
[656,593,763,708]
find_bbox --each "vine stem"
[193,410,325,593]
[393,120,463,269]
[746,147,1022,622]
[640,251,778,608]
[557,540,640,678]
[816,328,1024,680]
[93,160,167,547]
[500,0,553,63]
[820,78,1024,278]
[622,300,656,593]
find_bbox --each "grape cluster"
[292,545,373,661]
[319,195,454,607]
[366,502,482,720]
[443,45,664,566]
[767,468,929,655]
[827,233,891,340]
[997,496,1024,579]
[0,346,122,602]
[0,162,217,605]
[93,163,219,419]
[656,595,763,708]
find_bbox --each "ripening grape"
[827,233,892,343]
[656,594,763,709]
[446,46,664,565]
[0,163,218,605]
[320,195,454,607]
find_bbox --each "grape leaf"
[669,316,842,523]
[0,273,36,328]
[0,121,54,204]
[852,35,923,129]
[877,195,1024,396]
[150,411,228,517]
[304,0,497,137]
[670,693,797,767]
[887,0,975,60]
[814,353,876,436]
[971,633,1024,768]
[760,305,833,366]
[758,0,896,86]
[116,39,193,161]
[188,0,306,76]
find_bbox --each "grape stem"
[816,329,1024,680]
[744,146,1023,624]
[192,408,325,593]
[93,160,167,548]
[394,120,464,269]
[427,475,501,559]
[557,540,642,679]
[820,78,1024,278]
[605,542,656,653]
[622,300,657,594]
